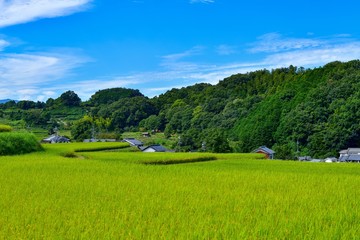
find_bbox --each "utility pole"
[296,138,299,157]
[201,141,206,152]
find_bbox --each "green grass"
[0,143,360,238]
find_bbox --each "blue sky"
[1,0,360,101]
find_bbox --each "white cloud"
[0,52,88,86]
[0,39,10,51]
[34,38,360,100]
[0,0,92,28]
[3,34,360,101]
[0,51,89,100]
[249,33,324,53]
[264,42,360,68]
[162,46,204,62]
[120,39,360,97]
[190,0,214,3]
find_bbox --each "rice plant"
[0,143,360,239]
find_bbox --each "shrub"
[0,124,12,132]
[62,152,79,158]
[141,156,217,165]
[0,132,43,156]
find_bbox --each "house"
[339,148,360,162]
[42,135,70,144]
[122,138,144,147]
[141,144,168,152]
[340,155,360,163]
[253,146,275,159]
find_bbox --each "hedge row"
[0,132,43,156]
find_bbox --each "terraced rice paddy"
[0,142,360,239]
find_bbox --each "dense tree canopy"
[88,88,144,106]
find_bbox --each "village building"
[253,146,275,159]
[339,148,360,162]
[141,144,168,152]
[42,135,70,144]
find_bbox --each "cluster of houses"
[297,148,360,163]
[41,134,169,152]
[122,138,169,152]
[40,133,360,162]
[253,146,360,163]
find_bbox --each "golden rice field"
[1,142,360,239]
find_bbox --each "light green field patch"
[1,143,360,239]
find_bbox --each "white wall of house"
[143,148,156,153]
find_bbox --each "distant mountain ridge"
[0,99,17,104]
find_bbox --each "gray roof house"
[141,144,168,152]
[253,146,275,159]
[339,148,360,162]
[42,135,70,144]
[122,138,144,147]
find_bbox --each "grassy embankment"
[0,142,360,238]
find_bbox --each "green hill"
[1,60,360,158]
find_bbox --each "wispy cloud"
[162,46,205,62]
[249,33,324,53]
[102,37,360,98]
[0,0,92,28]
[0,51,89,100]
[3,34,360,101]
[190,0,214,4]
[0,39,10,51]
[264,42,360,68]
[0,52,88,85]
[161,46,205,71]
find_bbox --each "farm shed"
[253,146,275,159]
[141,144,168,152]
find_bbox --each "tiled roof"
[254,146,275,154]
[142,144,167,152]
[123,138,143,146]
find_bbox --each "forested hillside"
[1,60,360,158]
